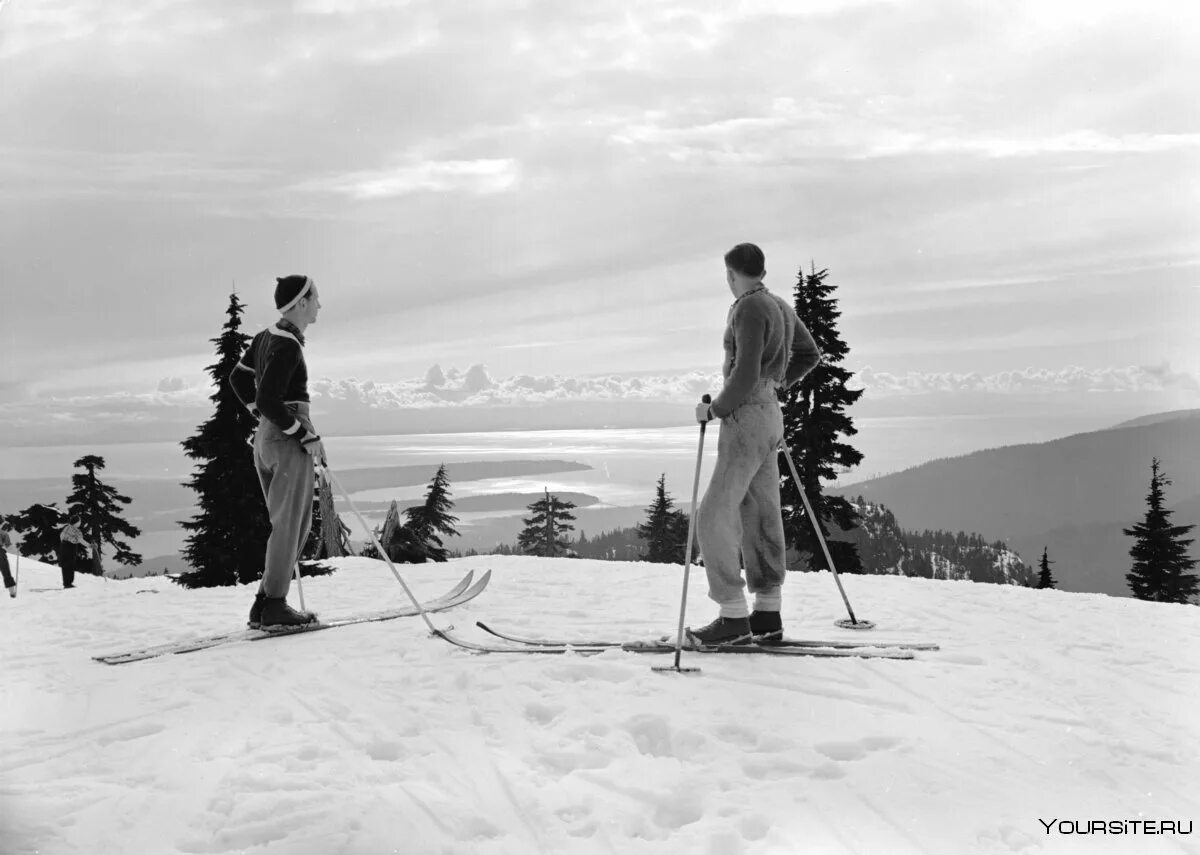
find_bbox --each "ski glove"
[695,401,715,423]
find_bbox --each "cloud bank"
[856,364,1200,396]
[310,364,720,409]
[1,362,1194,446]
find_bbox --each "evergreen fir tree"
[65,455,142,572]
[358,536,383,560]
[402,464,460,562]
[779,263,865,573]
[6,503,65,563]
[517,489,577,557]
[1037,547,1057,589]
[636,474,688,563]
[1124,458,1198,603]
[378,499,430,564]
[177,292,271,588]
[673,514,695,562]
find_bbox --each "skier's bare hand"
[302,438,327,466]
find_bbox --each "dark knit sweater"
[229,321,318,442]
[711,287,821,418]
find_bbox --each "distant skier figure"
[1,521,17,597]
[230,275,326,631]
[57,514,88,589]
[689,243,821,645]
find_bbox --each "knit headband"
[276,275,313,313]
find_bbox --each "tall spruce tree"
[177,292,270,588]
[518,489,577,557]
[1036,547,1057,589]
[402,464,460,562]
[66,455,142,572]
[779,264,865,573]
[1124,458,1198,603]
[636,474,689,563]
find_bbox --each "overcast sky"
[1,0,1197,435]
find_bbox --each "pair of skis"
[94,567,934,664]
[432,622,936,661]
[93,569,491,665]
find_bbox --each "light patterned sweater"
[711,286,821,418]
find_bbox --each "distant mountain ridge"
[835,499,1034,586]
[1111,409,1200,430]
[833,409,1200,597]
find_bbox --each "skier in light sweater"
[688,243,821,645]
[230,275,326,631]
[57,515,88,589]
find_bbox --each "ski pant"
[253,402,315,599]
[697,381,787,615]
[1,551,14,590]
[56,543,77,588]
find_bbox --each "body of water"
[0,411,1124,562]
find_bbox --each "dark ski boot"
[259,597,318,631]
[749,610,783,644]
[247,592,266,629]
[686,616,752,646]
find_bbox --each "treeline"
[838,500,1032,585]
[477,501,1036,588]
[468,484,1037,588]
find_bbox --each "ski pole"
[778,440,874,630]
[321,465,440,635]
[12,552,18,598]
[655,394,711,675]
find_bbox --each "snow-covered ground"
[1,553,1197,855]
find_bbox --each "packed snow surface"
[1,554,1197,855]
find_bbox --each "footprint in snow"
[739,813,771,841]
[741,755,810,781]
[624,713,706,759]
[364,739,404,762]
[524,701,564,725]
[814,735,903,762]
[95,721,166,746]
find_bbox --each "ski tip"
[468,569,493,594]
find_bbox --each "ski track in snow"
[1,553,1198,855]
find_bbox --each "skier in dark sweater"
[230,275,326,630]
[689,243,821,645]
[1,521,17,597]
